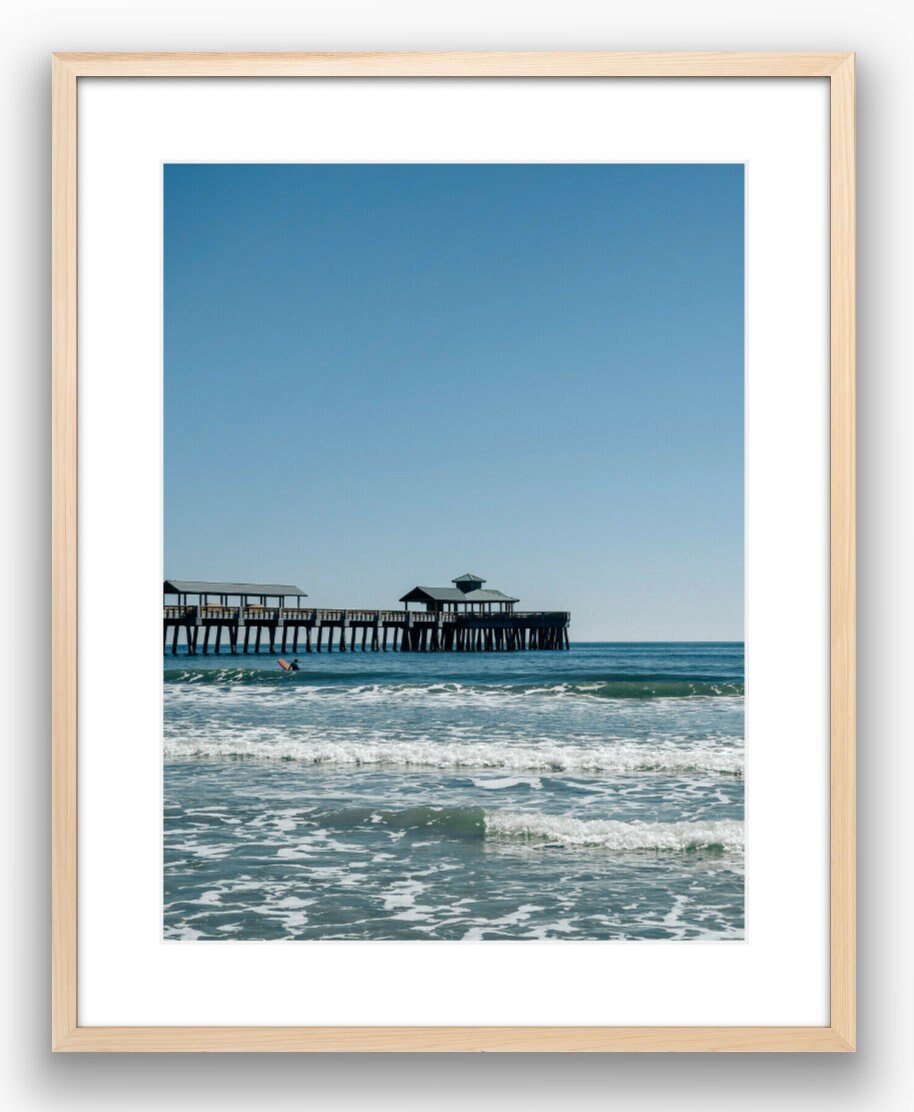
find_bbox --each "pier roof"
[164,579,307,598]
[399,586,519,604]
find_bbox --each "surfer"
[278,658,300,673]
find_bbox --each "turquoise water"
[164,643,744,940]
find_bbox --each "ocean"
[164,642,744,941]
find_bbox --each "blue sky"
[164,164,743,640]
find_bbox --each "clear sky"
[164,164,743,640]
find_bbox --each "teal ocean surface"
[164,643,744,941]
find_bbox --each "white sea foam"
[381,878,425,911]
[472,776,543,790]
[483,812,744,852]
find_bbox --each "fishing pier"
[163,575,570,655]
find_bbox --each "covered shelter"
[400,573,518,614]
[163,579,307,608]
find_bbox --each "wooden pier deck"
[163,606,571,655]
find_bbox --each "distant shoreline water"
[164,642,745,941]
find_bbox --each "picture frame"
[52,51,855,1052]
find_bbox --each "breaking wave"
[163,734,743,776]
[314,804,744,853]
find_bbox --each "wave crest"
[163,671,743,700]
[163,736,743,776]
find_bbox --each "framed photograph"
[52,52,855,1052]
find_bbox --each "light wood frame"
[51,51,855,1052]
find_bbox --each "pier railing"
[166,605,570,624]
[200,604,239,618]
[163,605,196,621]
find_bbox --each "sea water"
[164,643,744,941]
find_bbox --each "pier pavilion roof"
[164,579,307,598]
[399,586,519,605]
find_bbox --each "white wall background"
[0,1,908,1108]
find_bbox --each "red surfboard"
[277,658,293,671]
